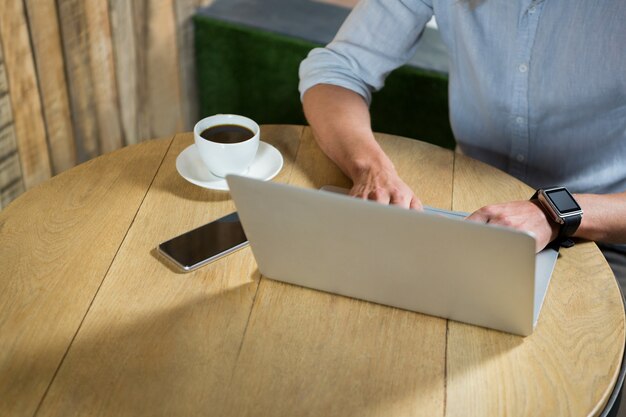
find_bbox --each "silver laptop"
[227,175,558,336]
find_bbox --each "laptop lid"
[227,175,544,336]
[320,186,559,329]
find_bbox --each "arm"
[574,192,626,243]
[466,192,626,252]
[302,84,422,208]
[298,0,434,208]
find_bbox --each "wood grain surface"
[24,0,77,174]
[220,130,453,417]
[35,126,302,417]
[448,154,625,417]
[0,0,51,189]
[0,137,172,417]
[0,127,622,417]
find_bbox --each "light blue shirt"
[299,0,626,194]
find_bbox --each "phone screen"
[158,212,248,271]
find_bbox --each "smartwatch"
[531,187,583,247]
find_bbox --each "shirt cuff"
[298,48,373,105]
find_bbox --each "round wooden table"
[1,125,624,417]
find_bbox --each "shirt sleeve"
[298,0,434,105]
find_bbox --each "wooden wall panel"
[131,1,152,142]
[0,63,7,94]
[0,34,19,210]
[25,0,77,174]
[0,125,16,159]
[174,0,215,129]
[1,179,25,208]
[84,0,124,154]
[58,0,124,161]
[0,0,51,190]
[138,0,185,139]
[0,93,12,128]
[0,125,24,210]
[0,125,17,158]
[0,0,223,208]
[57,0,101,162]
[0,153,23,191]
[109,0,140,145]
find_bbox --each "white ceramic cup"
[193,114,260,178]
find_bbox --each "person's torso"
[433,0,626,193]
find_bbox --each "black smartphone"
[157,212,248,272]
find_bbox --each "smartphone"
[157,212,248,272]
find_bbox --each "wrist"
[572,193,611,241]
[530,199,560,242]
[531,187,583,247]
[349,149,397,182]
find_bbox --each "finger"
[349,186,369,199]
[466,208,490,223]
[389,192,412,209]
[368,188,391,205]
[409,196,424,211]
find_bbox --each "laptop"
[226,175,559,336]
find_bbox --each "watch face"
[545,188,581,214]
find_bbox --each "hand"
[302,85,423,210]
[466,200,558,252]
[349,162,422,210]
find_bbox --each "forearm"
[302,83,421,208]
[302,84,395,180]
[574,192,626,243]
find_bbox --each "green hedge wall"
[194,15,455,149]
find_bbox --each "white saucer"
[176,141,283,191]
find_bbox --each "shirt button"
[519,64,528,73]
[516,116,524,124]
[529,6,536,13]
[516,154,525,162]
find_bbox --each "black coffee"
[200,124,254,144]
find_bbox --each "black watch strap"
[557,215,581,248]
[560,214,581,239]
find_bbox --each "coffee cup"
[193,114,260,178]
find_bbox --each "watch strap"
[559,214,581,240]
